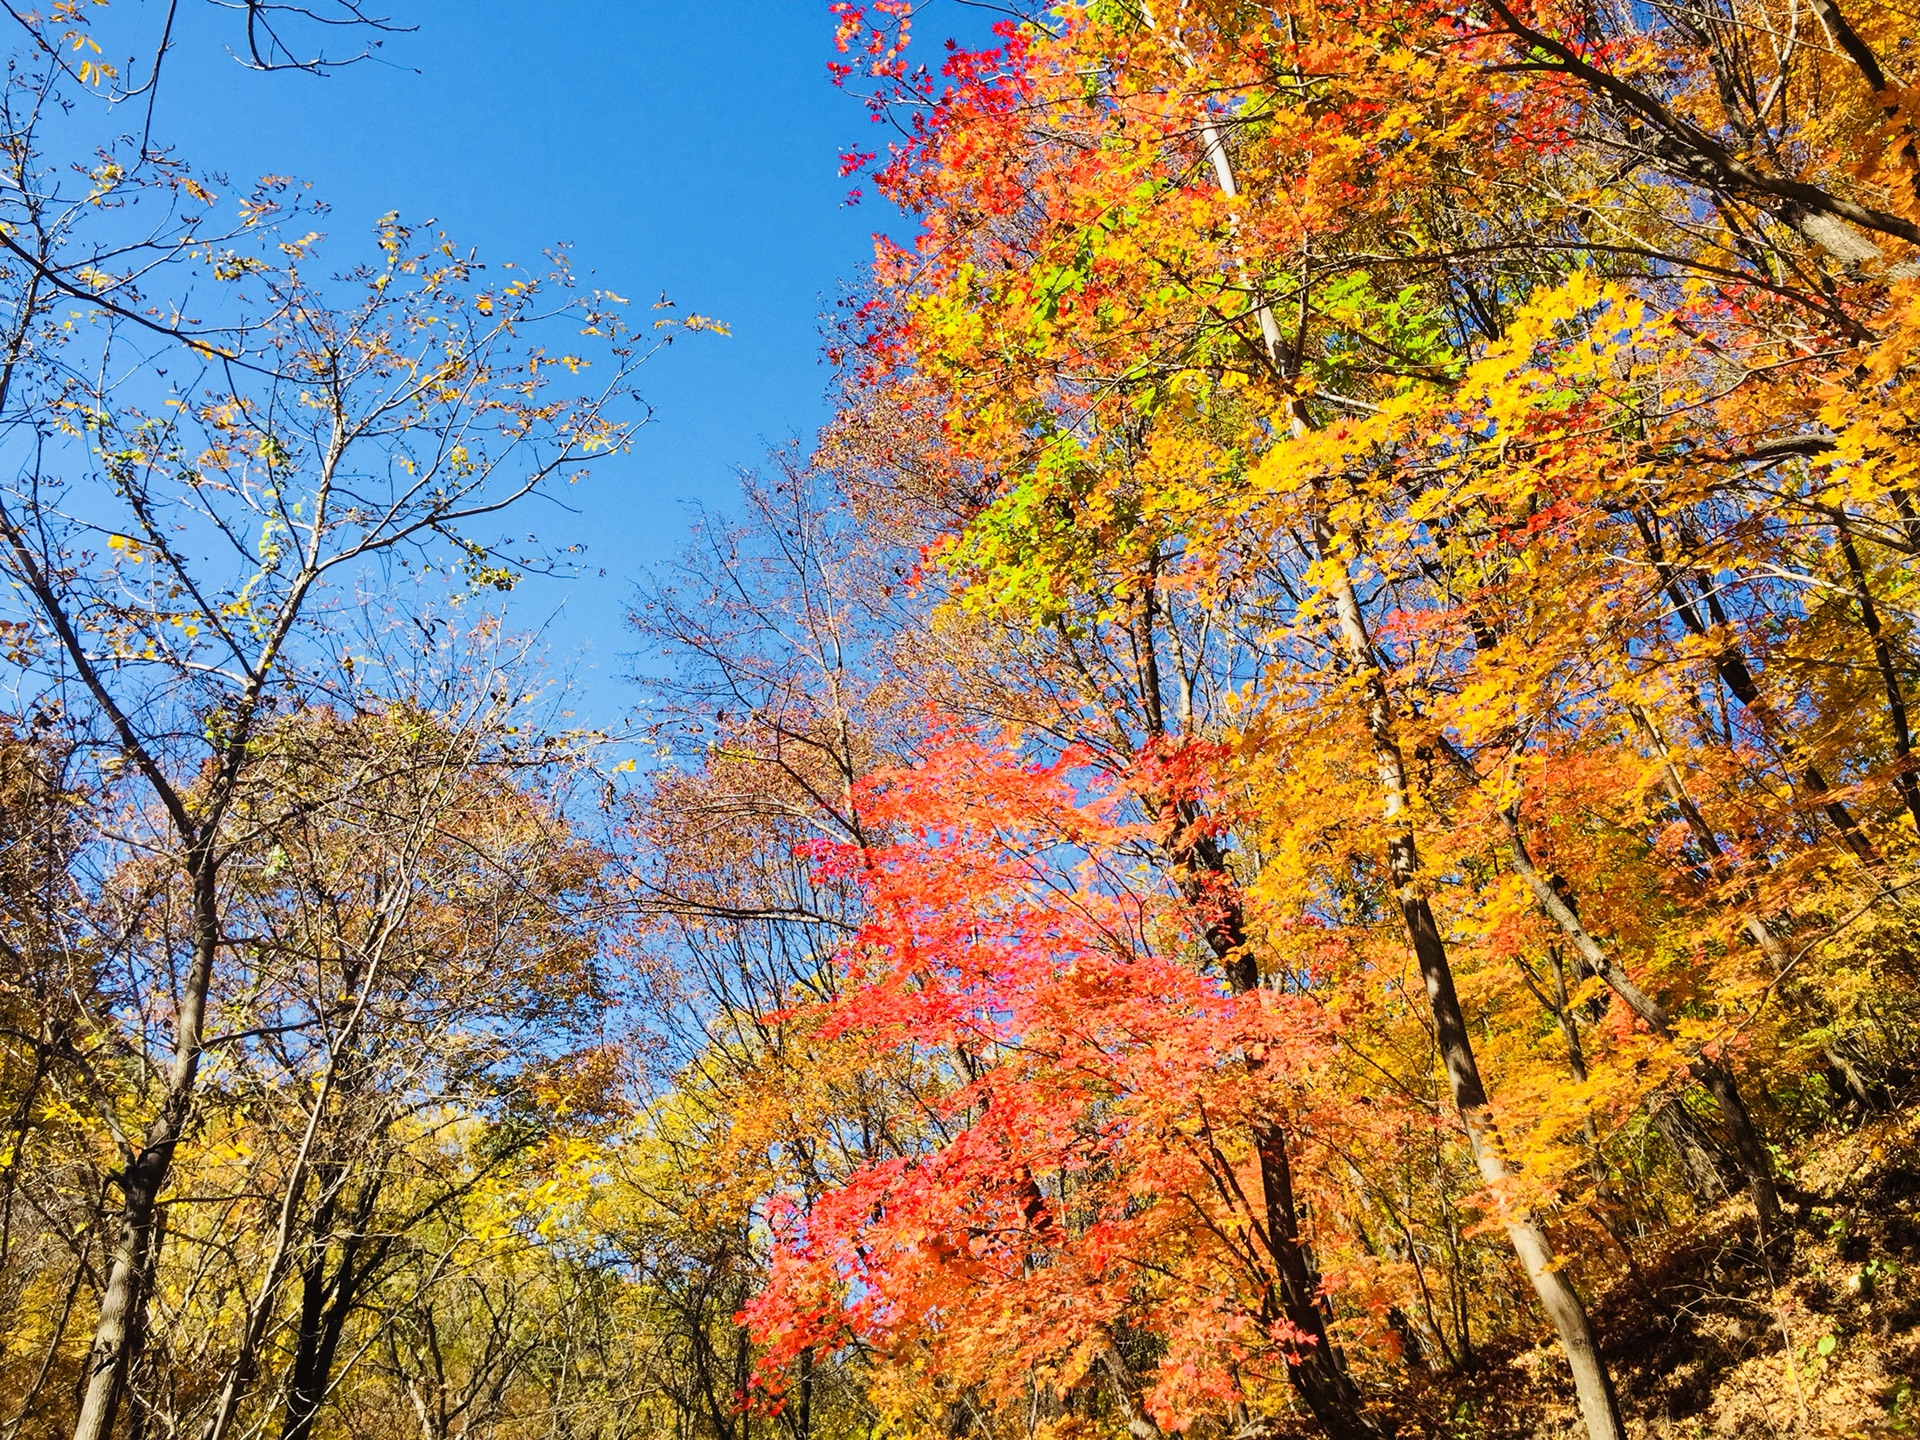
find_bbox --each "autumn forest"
[4,1,1920,1437]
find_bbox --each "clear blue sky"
[153,1,975,726]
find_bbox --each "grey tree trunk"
[1314,519,1627,1440]
[1184,64,1620,1434]
[1501,809,1784,1238]
[72,857,219,1440]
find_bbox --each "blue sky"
[152,1,963,727]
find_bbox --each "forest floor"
[1381,1103,1920,1439]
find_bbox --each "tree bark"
[1500,804,1783,1238]
[1131,577,1381,1440]
[1312,515,1626,1440]
[1649,1095,1739,1202]
[1097,1344,1163,1440]
[1806,0,1889,93]
[279,1175,386,1440]
[1249,1121,1380,1436]
[72,853,219,1440]
[1832,515,1920,834]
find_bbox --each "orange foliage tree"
[728,1,1920,1436]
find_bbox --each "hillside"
[1379,1107,1920,1439]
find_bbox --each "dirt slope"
[1372,1108,1920,1438]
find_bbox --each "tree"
[0,13,669,1427]
[803,0,1920,1432]
[0,723,99,1440]
[743,739,1412,1437]
[191,673,616,1440]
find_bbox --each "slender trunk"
[204,1155,318,1440]
[1630,705,1888,1107]
[1345,1180,1453,1371]
[0,1047,52,1282]
[735,1325,750,1440]
[1539,947,1615,1203]
[1403,510,1765,1225]
[277,1251,357,1440]
[1250,1122,1379,1434]
[1627,706,1732,878]
[69,1073,162,1440]
[1397,866,1623,1440]
[1437,1176,1472,1362]
[1649,1096,1737,1201]
[1011,1167,1167,1438]
[123,1274,165,1440]
[1500,803,1783,1238]
[1633,511,1879,865]
[279,1176,385,1440]
[1806,0,1889,92]
[1715,641,1872,860]
[1187,70,1614,1431]
[1130,574,1381,1438]
[207,942,389,1440]
[1136,830,1379,1434]
[73,853,219,1440]
[693,1324,737,1440]
[1312,515,1626,1440]
[1832,515,1920,834]
[280,1222,342,1440]
[2,1259,85,1440]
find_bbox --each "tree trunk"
[1633,511,1879,864]
[1313,516,1626,1440]
[1131,575,1381,1439]
[73,856,219,1440]
[1832,515,1920,834]
[280,1250,347,1440]
[1537,947,1616,1204]
[1250,1121,1380,1436]
[1631,704,1892,1110]
[1182,85,1614,1431]
[280,1175,385,1440]
[73,1146,169,1440]
[1501,805,1784,1238]
[1649,1094,1738,1202]
[1097,1344,1162,1440]
[1167,875,1378,1435]
[1401,881,1626,1440]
